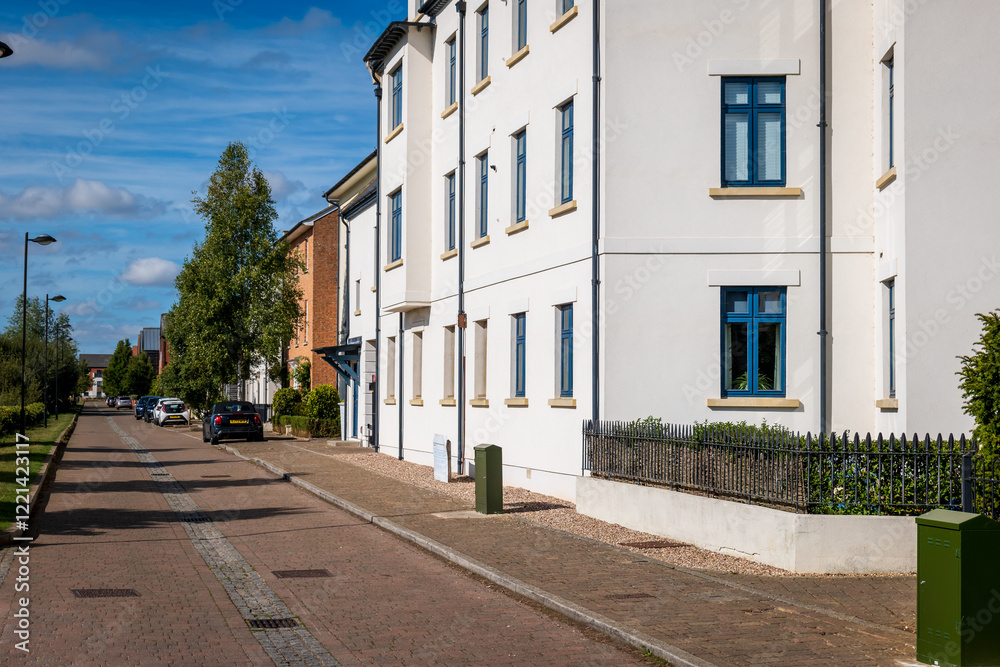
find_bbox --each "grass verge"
[0,404,81,532]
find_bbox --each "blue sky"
[1,1,406,353]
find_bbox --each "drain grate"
[179,513,212,523]
[73,589,140,598]
[605,593,655,601]
[619,539,688,549]
[247,618,299,629]
[273,569,333,579]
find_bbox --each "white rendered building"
[348,0,1000,502]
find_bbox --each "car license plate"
[169,415,182,419]
[230,419,247,424]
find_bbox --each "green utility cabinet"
[916,509,1000,666]
[474,444,503,514]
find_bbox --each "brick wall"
[286,208,340,391]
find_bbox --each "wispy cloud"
[260,8,340,37]
[0,179,167,221]
[121,257,180,287]
[116,295,162,311]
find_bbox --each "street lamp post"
[44,294,66,427]
[21,233,57,434]
[54,321,61,419]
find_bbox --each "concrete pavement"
[216,436,920,666]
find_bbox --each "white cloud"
[260,8,339,37]
[121,258,180,287]
[263,170,306,201]
[0,28,161,72]
[0,179,167,221]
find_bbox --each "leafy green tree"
[76,358,92,397]
[125,353,157,397]
[958,310,1000,458]
[104,339,132,397]
[0,296,81,408]
[166,141,302,405]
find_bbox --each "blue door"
[352,380,358,438]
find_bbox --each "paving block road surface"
[0,406,647,666]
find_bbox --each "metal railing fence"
[583,420,978,515]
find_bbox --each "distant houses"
[79,353,111,398]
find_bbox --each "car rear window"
[217,402,255,414]
[163,403,185,413]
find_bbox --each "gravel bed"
[331,447,791,577]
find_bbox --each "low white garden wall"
[576,476,917,574]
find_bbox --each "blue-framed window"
[513,313,526,397]
[516,0,527,51]
[447,38,457,106]
[560,101,574,203]
[721,77,785,187]
[478,6,489,81]
[887,59,894,169]
[390,190,402,262]
[391,65,403,129]
[887,280,895,398]
[478,152,489,238]
[721,287,786,396]
[562,0,574,13]
[447,173,456,251]
[514,130,526,223]
[558,304,573,397]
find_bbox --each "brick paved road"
[0,406,646,666]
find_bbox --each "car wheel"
[202,429,209,443]
[210,435,219,446]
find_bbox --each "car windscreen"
[216,402,255,414]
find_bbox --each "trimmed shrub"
[272,387,302,420]
[306,385,340,421]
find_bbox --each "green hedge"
[275,414,341,439]
[0,403,47,436]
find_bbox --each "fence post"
[961,452,974,513]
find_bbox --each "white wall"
[578,476,917,574]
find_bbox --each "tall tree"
[104,339,132,397]
[166,142,302,406]
[959,309,1000,459]
[125,353,157,397]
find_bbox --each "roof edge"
[418,0,450,17]
[363,21,432,73]
[323,150,377,201]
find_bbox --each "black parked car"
[202,401,264,445]
[135,395,160,420]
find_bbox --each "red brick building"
[283,205,340,388]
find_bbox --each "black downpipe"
[398,311,404,460]
[338,205,349,344]
[818,0,828,437]
[591,0,601,425]
[456,0,467,475]
[373,80,383,453]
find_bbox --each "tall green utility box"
[916,509,1000,666]
[474,444,503,515]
